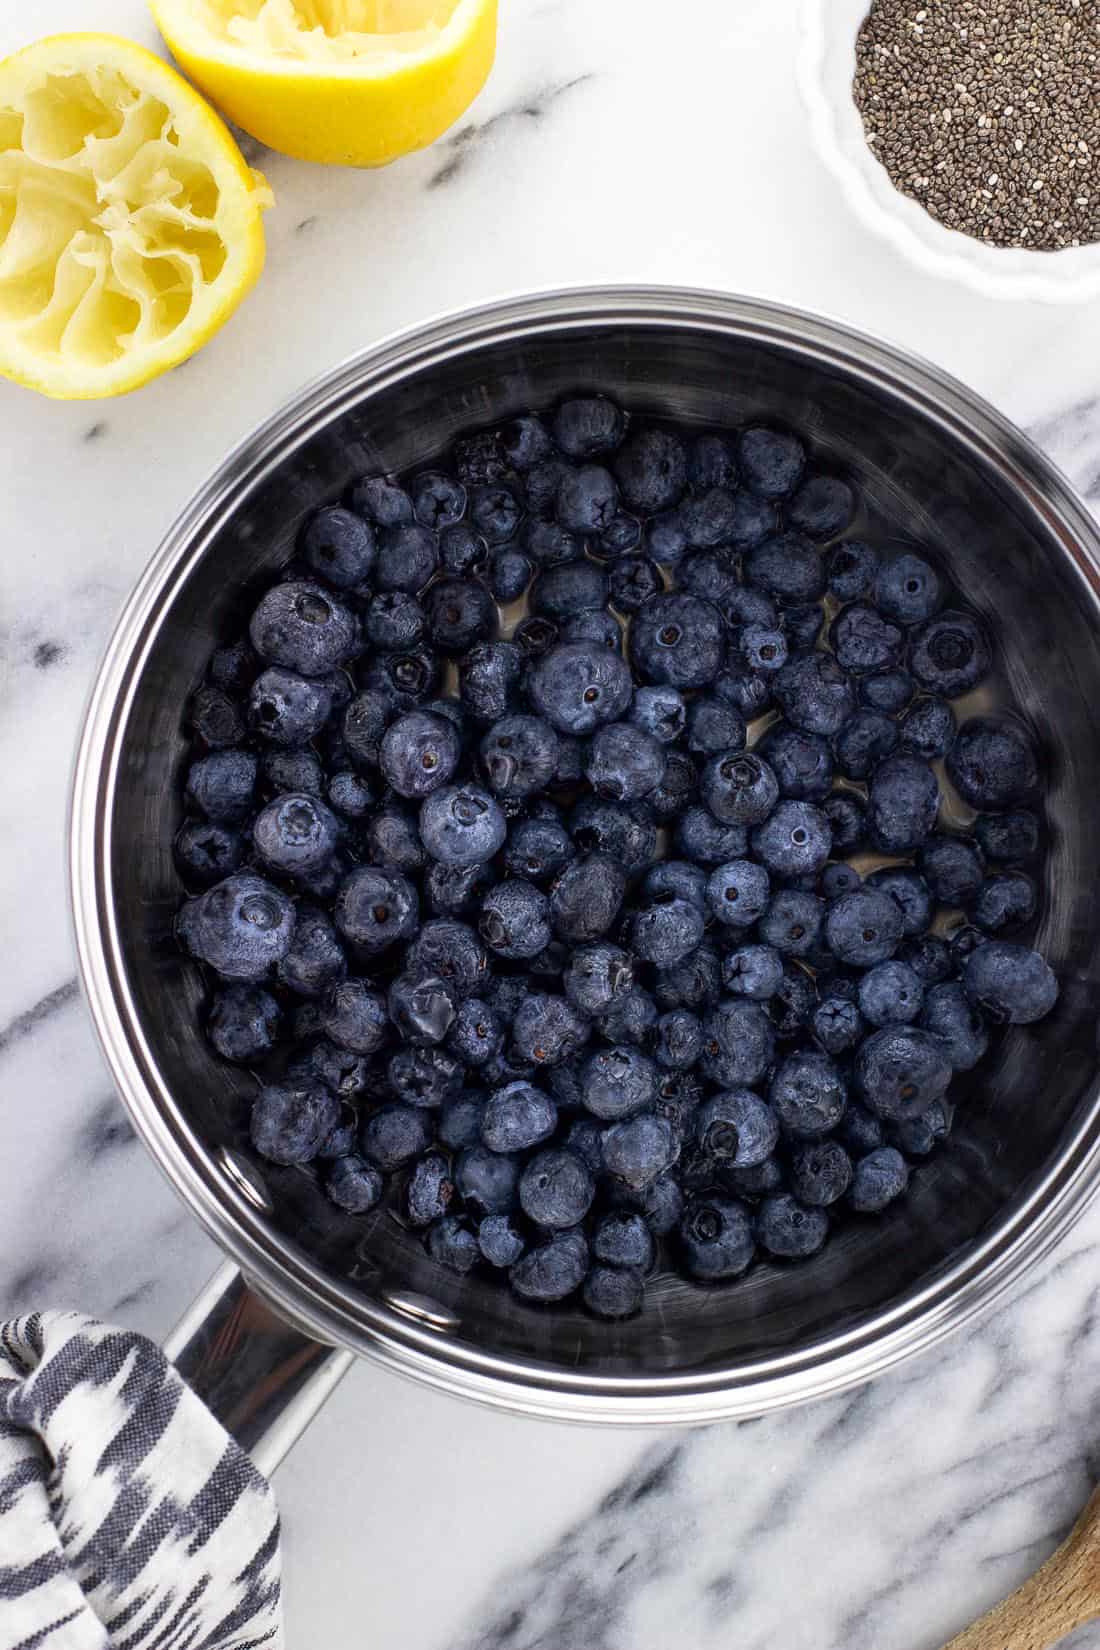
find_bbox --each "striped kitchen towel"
[0,1312,283,1649]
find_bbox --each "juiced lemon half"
[150,0,498,168]
[0,33,271,399]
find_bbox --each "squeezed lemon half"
[150,0,498,167]
[0,33,271,400]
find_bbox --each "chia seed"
[853,0,1100,250]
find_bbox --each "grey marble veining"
[6,0,1100,1646]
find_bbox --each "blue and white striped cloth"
[0,1312,283,1649]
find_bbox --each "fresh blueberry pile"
[175,397,1060,1318]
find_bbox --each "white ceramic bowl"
[798,0,1100,304]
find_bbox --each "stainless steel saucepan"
[69,287,1100,1474]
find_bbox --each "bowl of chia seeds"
[799,0,1100,303]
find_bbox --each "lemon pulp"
[0,35,270,398]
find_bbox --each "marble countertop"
[6,1,1100,1645]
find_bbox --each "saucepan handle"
[164,1262,354,1477]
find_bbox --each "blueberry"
[249,581,361,677]
[767,963,818,1041]
[672,1196,754,1280]
[821,796,865,857]
[759,889,824,958]
[440,523,489,578]
[262,751,324,800]
[725,489,781,550]
[388,1047,463,1108]
[675,805,748,867]
[824,886,903,968]
[480,713,560,801]
[821,863,862,900]
[653,1009,705,1070]
[563,611,624,652]
[701,999,775,1087]
[179,874,296,980]
[597,985,659,1048]
[189,684,245,750]
[505,817,575,885]
[915,835,982,908]
[856,960,924,1028]
[789,1139,853,1207]
[563,944,635,1017]
[681,487,743,549]
[773,652,856,738]
[175,819,244,885]
[578,1265,641,1318]
[590,511,643,562]
[865,867,932,937]
[531,559,609,620]
[848,1146,909,1213]
[481,1082,558,1153]
[768,1050,847,1137]
[855,1026,952,1119]
[584,725,667,806]
[897,933,954,984]
[377,710,459,801]
[498,412,553,471]
[251,793,339,878]
[643,508,690,565]
[830,602,905,677]
[974,809,1041,865]
[916,980,987,1071]
[186,749,258,823]
[251,1081,338,1165]
[249,668,335,746]
[323,771,371,821]
[758,724,834,800]
[334,866,418,953]
[411,469,467,531]
[946,718,1039,810]
[428,1216,481,1273]
[963,941,1058,1024]
[811,993,864,1056]
[512,992,590,1066]
[387,970,458,1046]
[425,862,494,922]
[511,1229,590,1301]
[529,641,633,736]
[861,669,915,713]
[376,524,440,594]
[478,879,551,960]
[552,464,617,535]
[445,998,502,1069]
[519,1148,595,1228]
[400,1153,454,1227]
[438,1094,486,1151]
[715,662,773,720]
[553,396,625,459]
[910,609,991,696]
[868,754,941,854]
[550,853,627,942]
[424,578,498,654]
[608,555,663,614]
[342,689,391,769]
[701,750,779,826]
[682,700,743,764]
[206,983,280,1062]
[322,979,389,1054]
[736,624,788,677]
[351,474,414,527]
[695,1089,780,1168]
[827,539,880,601]
[679,552,741,606]
[479,1213,527,1268]
[208,637,257,698]
[302,505,377,591]
[363,1104,433,1170]
[602,1115,678,1189]
[465,483,522,546]
[647,750,699,824]
[750,800,832,878]
[456,1145,520,1216]
[629,593,725,690]
[627,896,704,967]
[721,943,783,1002]
[949,924,988,966]
[896,697,955,763]
[488,545,534,603]
[407,919,489,998]
[744,533,826,604]
[756,1194,829,1259]
[582,1046,658,1120]
[612,427,687,513]
[739,427,806,499]
[641,864,706,916]
[787,474,855,540]
[705,858,765,937]
[972,871,1038,935]
[874,553,943,627]
[366,808,427,873]
[593,1211,655,1271]
[420,785,506,866]
[325,1155,384,1214]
